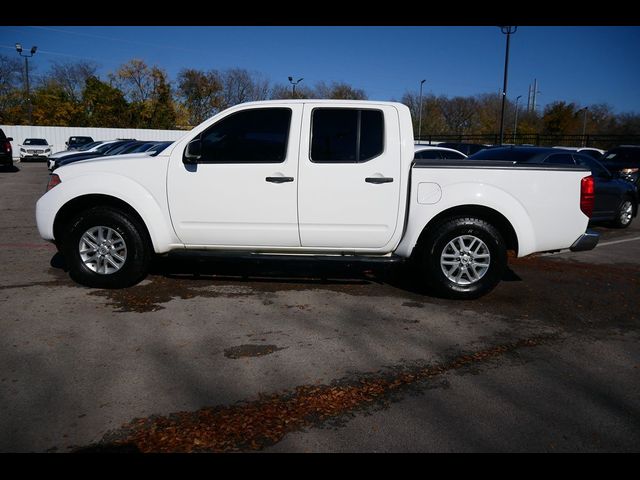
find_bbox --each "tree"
[48,60,98,102]
[176,68,224,126]
[81,76,130,128]
[31,79,82,126]
[0,54,24,124]
[542,101,580,135]
[314,81,367,100]
[401,91,446,137]
[219,68,270,109]
[270,83,314,99]
[439,96,479,135]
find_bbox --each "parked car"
[50,140,139,171]
[436,142,492,156]
[65,136,94,150]
[0,128,13,168]
[48,141,116,169]
[37,100,598,299]
[553,146,605,160]
[599,145,640,189]
[469,146,637,228]
[414,145,467,160]
[19,138,53,161]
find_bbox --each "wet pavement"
[1,162,639,452]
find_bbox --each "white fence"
[1,125,189,159]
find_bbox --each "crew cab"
[36,100,598,299]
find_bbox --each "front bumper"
[569,229,599,252]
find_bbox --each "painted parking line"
[539,235,640,256]
[596,236,640,247]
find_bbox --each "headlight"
[621,168,639,175]
[20,148,25,152]
[45,148,51,152]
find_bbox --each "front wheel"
[418,217,507,299]
[61,206,151,288]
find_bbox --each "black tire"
[61,206,151,288]
[610,197,634,229]
[418,216,507,300]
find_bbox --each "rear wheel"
[611,198,634,229]
[61,206,151,288]
[418,217,507,299]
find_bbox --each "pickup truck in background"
[36,100,598,299]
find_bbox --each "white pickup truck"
[36,100,598,299]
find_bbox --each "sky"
[2,26,640,114]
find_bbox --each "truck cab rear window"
[199,108,292,163]
[311,108,384,163]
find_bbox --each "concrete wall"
[1,125,189,159]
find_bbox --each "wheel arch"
[54,194,153,250]
[412,205,519,258]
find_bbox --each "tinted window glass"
[442,150,466,159]
[199,108,291,163]
[415,149,442,160]
[311,108,384,163]
[359,110,384,161]
[468,148,545,162]
[574,154,609,176]
[544,153,574,165]
[24,139,48,145]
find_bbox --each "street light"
[513,95,522,144]
[288,76,303,98]
[581,107,589,147]
[498,26,517,146]
[15,43,38,124]
[418,79,426,141]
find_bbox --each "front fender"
[36,173,180,253]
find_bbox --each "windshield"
[24,139,48,146]
[78,141,101,151]
[601,149,640,167]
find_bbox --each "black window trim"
[309,107,386,164]
[191,107,293,165]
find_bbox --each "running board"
[167,250,406,265]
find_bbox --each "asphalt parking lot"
[1,161,639,453]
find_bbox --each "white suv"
[19,138,52,161]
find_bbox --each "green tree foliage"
[314,81,367,100]
[542,101,580,135]
[177,69,224,126]
[81,76,130,128]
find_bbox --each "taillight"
[46,174,61,192]
[580,175,595,218]
[2,140,11,154]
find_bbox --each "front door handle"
[266,176,294,183]
[365,177,394,184]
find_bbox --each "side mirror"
[7,137,13,142]
[183,138,202,164]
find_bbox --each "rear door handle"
[365,177,394,184]
[266,176,294,183]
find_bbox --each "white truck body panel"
[36,100,591,264]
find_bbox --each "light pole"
[418,79,426,142]
[15,43,37,124]
[498,26,517,145]
[513,95,522,144]
[581,107,589,147]
[288,76,303,98]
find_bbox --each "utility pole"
[581,107,589,147]
[418,79,426,141]
[288,76,303,98]
[513,95,522,144]
[498,26,517,146]
[15,43,37,124]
